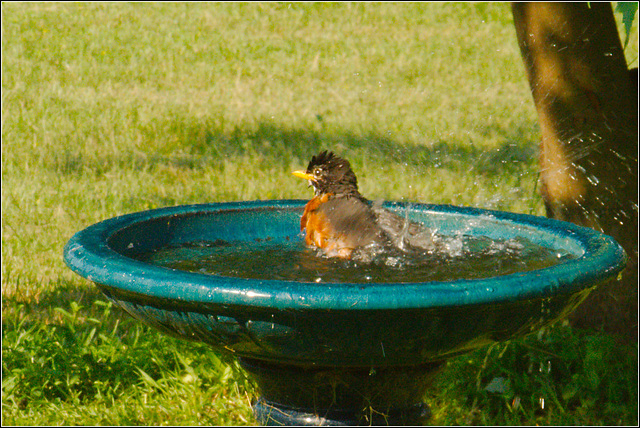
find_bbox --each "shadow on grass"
[48,113,539,178]
[430,323,638,425]
[2,280,251,409]
[5,280,636,425]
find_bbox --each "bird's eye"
[313,167,323,176]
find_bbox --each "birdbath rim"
[63,199,627,311]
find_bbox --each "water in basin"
[133,233,577,284]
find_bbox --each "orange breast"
[300,194,354,259]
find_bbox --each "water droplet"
[539,360,551,373]
[586,175,600,186]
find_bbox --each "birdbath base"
[239,358,443,426]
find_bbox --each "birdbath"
[63,199,626,425]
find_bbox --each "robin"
[293,150,435,259]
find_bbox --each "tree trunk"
[511,2,638,341]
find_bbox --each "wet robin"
[293,150,435,259]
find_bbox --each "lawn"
[2,2,637,425]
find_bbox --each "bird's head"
[293,151,360,197]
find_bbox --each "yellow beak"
[292,170,314,180]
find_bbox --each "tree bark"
[512,2,638,341]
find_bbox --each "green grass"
[430,321,637,425]
[2,3,637,425]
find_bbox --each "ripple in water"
[132,234,577,284]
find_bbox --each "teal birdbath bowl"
[63,200,626,425]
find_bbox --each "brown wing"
[315,196,389,249]
[372,204,436,251]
